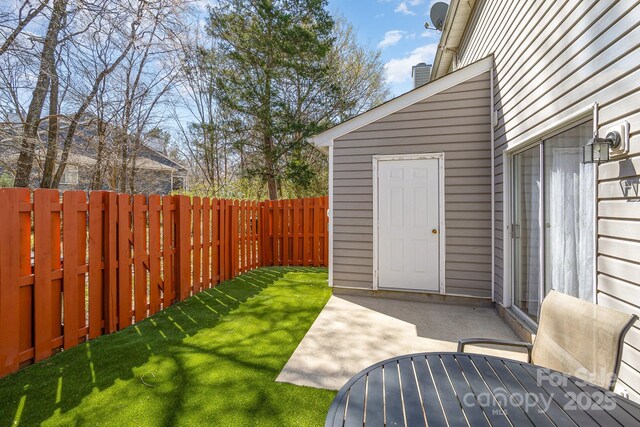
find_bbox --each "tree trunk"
[90,120,106,189]
[40,61,59,188]
[264,134,278,200]
[13,0,67,187]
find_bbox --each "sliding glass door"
[543,123,595,301]
[511,121,594,323]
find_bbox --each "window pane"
[513,146,541,322]
[544,122,594,301]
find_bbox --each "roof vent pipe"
[412,63,432,89]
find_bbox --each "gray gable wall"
[332,72,492,297]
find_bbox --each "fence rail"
[0,189,328,377]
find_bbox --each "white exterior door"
[377,157,440,291]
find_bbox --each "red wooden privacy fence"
[0,189,328,377]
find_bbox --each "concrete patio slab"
[277,294,528,390]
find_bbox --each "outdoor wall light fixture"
[583,131,621,164]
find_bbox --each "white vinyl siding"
[456,0,640,401]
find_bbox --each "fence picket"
[212,199,219,285]
[148,195,161,315]
[88,191,104,340]
[193,197,201,294]
[62,191,86,349]
[175,195,191,300]
[161,195,174,308]
[323,196,328,266]
[33,189,58,360]
[104,192,118,333]
[0,189,26,375]
[313,197,321,267]
[202,198,211,290]
[231,201,238,276]
[117,194,133,329]
[133,195,147,322]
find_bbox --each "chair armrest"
[457,338,533,362]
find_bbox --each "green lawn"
[0,267,336,426]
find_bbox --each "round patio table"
[325,352,640,427]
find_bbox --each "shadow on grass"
[0,267,335,426]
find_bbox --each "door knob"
[432,228,438,234]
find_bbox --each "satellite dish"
[430,2,449,31]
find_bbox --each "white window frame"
[372,152,446,294]
[60,165,79,185]
[171,174,186,191]
[503,106,597,326]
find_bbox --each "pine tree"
[209,0,336,200]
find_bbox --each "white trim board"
[328,145,334,287]
[310,56,493,148]
[372,153,446,294]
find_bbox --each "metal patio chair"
[458,290,637,391]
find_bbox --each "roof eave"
[310,55,493,147]
[431,0,476,80]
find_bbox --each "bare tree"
[13,0,67,187]
[101,0,185,193]
[44,0,146,188]
[175,28,234,195]
[0,0,50,56]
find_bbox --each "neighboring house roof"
[310,55,492,148]
[138,144,188,173]
[0,118,187,175]
[431,0,477,80]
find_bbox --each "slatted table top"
[325,352,640,427]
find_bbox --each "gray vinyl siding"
[332,72,492,297]
[455,0,640,400]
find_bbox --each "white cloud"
[384,43,438,85]
[378,30,406,49]
[394,2,416,15]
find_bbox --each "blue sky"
[327,0,448,96]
